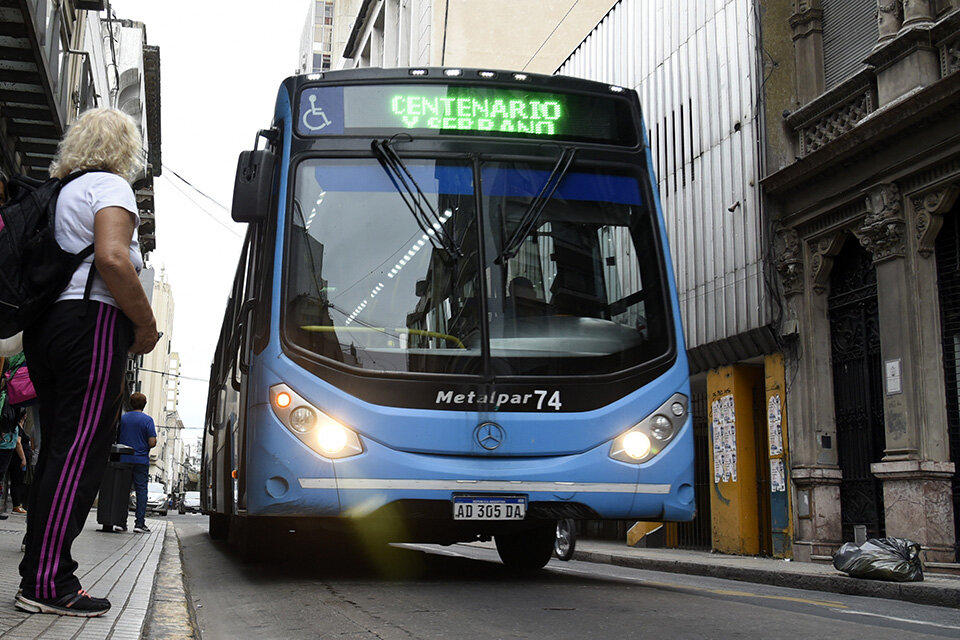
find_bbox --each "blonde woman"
[16,108,159,618]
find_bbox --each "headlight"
[621,431,651,459]
[649,415,673,441]
[289,407,317,433]
[610,392,687,464]
[270,383,363,459]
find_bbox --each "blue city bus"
[203,67,693,568]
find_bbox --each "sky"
[108,1,309,443]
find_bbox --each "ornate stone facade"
[799,89,875,155]
[774,226,804,297]
[877,0,905,44]
[857,183,906,261]
[809,233,845,294]
[914,184,960,256]
[765,1,960,564]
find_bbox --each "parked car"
[179,491,201,514]
[146,482,168,516]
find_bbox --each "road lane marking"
[407,543,959,633]
[832,609,960,631]
[550,565,848,609]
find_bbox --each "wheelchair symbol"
[302,94,333,131]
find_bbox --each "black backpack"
[0,171,101,338]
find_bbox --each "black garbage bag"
[832,537,924,582]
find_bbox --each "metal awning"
[0,0,68,178]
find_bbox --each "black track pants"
[19,301,132,600]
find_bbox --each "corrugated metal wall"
[558,0,772,359]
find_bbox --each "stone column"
[790,0,825,104]
[855,184,916,457]
[877,1,904,46]
[792,467,843,561]
[868,0,939,106]
[871,462,955,561]
[856,182,957,562]
[775,225,843,561]
[901,0,934,28]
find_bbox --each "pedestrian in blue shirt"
[116,393,156,533]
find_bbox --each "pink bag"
[5,366,36,405]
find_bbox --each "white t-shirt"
[55,172,142,307]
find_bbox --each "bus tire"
[228,516,269,562]
[495,523,554,571]
[209,512,229,540]
[553,518,576,561]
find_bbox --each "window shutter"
[822,0,879,90]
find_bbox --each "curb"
[573,549,960,608]
[142,523,199,639]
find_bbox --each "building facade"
[1,2,160,241]
[299,0,338,74]
[139,269,182,488]
[763,0,960,563]
[336,0,618,73]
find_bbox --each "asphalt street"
[163,514,960,640]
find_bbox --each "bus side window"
[215,386,226,426]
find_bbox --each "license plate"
[452,495,526,521]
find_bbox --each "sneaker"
[0,514,8,520]
[12,506,26,514]
[112,524,127,532]
[15,589,111,617]
[133,524,151,533]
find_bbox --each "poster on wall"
[711,394,737,483]
[768,394,783,456]
[770,458,786,492]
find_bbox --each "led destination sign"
[297,84,637,145]
[389,93,563,135]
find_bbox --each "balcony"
[0,0,96,178]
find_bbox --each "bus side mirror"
[231,150,276,223]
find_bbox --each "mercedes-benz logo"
[475,422,505,450]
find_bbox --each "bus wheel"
[228,516,271,561]
[495,523,554,571]
[553,519,576,561]
[209,512,229,540]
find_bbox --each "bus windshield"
[284,158,671,375]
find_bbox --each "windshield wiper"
[371,138,463,260]
[497,147,577,263]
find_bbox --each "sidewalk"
[569,539,960,608]
[0,511,167,639]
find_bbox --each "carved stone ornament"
[794,0,821,13]
[877,1,904,42]
[774,226,804,297]
[914,184,960,258]
[857,183,906,262]
[810,233,845,294]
